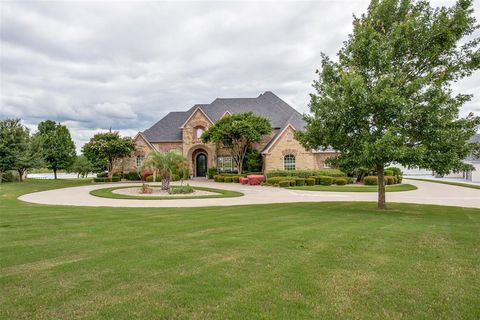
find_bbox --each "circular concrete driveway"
[18,179,480,208]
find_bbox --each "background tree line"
[0,119,135,182]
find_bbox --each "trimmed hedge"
[385,176,395,185]
[266,177,287,185]
[364,176,379,185]
[305,178,315,186]
[93,177,120,183]
[266,169,346,178]
[224,176,233,183]
[124,171,141,181]
[279,180,290,188]
[232,176,240,183]
[319,176,333,186]
[334,177,347,185]
[295,178,306,186]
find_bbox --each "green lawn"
[407,178,480,190]
[90,185,244,200]
[289,183,417,192]
[1,180,479,319]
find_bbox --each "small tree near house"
[296,0,480,209]
[82,132,136,178]
[201,112,272,174]
[142,151,189,190]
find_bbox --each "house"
[464,134,480,182]
[117,91,336,177]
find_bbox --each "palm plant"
[142,151,189,190]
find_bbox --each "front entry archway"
[195,152,207,177]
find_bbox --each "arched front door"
[196,153,207,177]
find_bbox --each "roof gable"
[142,91,305,142]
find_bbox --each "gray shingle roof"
[142,91,305,142]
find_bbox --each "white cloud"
[1,0,479,153]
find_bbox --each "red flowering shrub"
[240,177,249,184]
[247,175,265,185]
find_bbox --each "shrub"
[214,175,224,182]
[232,176,240,183]
[363,176,378,185]
[146,176,154,182]
[335,177,347,185]
[247,175,265,185]
[319,176,333,186]
[112,172,122,178]
[97,172,108,178]
[384,169,394,176]
[168,184,194,194]
[224,176,233,183]
[1,170,19,182]
[385,176,395,185]
[346,177,354,184]
[93,177,120,183]
[295,178,306,186]
[171,174,181,181]
[207,167,217,179]
[240,177,249,184]
[267,177,287,185]
[305,178,315,186]
[266,169,346,178]
[278,180,290,188]
[124,171,141,181]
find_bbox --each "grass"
[1,179,479,319]
[407,178,480,190]
[289,183,417,192]
[90,185,244,200]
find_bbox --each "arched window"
[194,127,204,139]
[136,155,145,168]
[284,154,295,171]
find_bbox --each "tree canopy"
[142,151,189,190]
[82,132,135,177]
[35,120,76,179]
[201,112,272,174]
[0,119,42,182]
[69,155,94,178]
[296,0,480,209]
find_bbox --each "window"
[217,156,235,172]
[195,127,204,139]
[286,132,293,141]
[136,155,145,168]
[284,154,296,171]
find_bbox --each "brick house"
[118,91,336,177]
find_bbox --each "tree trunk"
[53,168,58,180]
[376,163,386,210]
[161,177,170,190]
[17,169,24,182]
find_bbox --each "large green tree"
[0,119,42,182]
[201,112,272,174]
[82,132,135,177]
[297,0,480,209]
[35,120,76,179]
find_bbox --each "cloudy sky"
[1,0,479,152]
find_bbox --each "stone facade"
[119,112,336,176]
[263,125,337,172]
